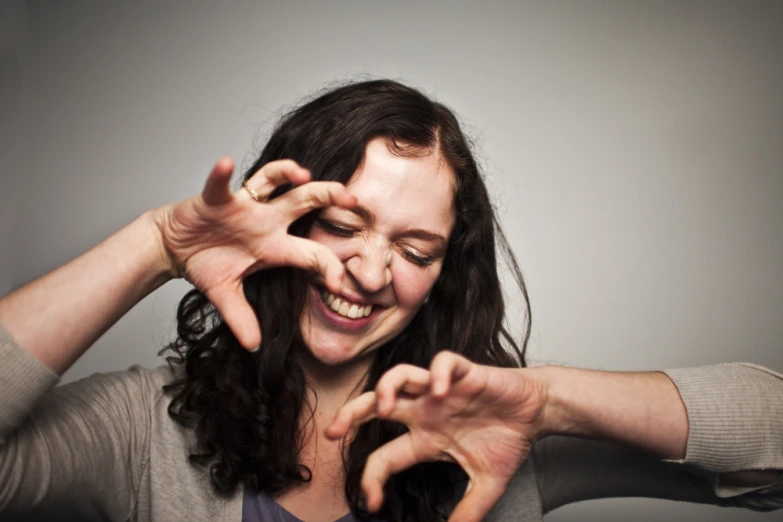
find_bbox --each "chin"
[302,334,364,367]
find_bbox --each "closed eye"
[315,218,357,238]
[317,218,437,267]
[398,247,435,267]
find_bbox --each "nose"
[345,236,392,294]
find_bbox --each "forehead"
[346,139,456,232]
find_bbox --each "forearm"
[532,365,782,487]
[533,366,688,460]
[0,210,173,375]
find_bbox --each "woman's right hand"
[153,157,356,351]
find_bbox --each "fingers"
[205,283,261,352]
[242,160,356,213]
[326,391,378,440]
[361,433,420,513]
[275,181,356,221]
[375,364,431,417]
[448,477,506,522]
[326,364,432,440]
[202,157,235,206]
[241,159,311,202]
[283,236,346,293]
[430,351,473,397]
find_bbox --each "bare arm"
[536,367,689,459]
[535,365,782,485]
[0,211,171,375]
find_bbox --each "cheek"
[391,264,439,309]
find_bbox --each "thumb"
[448,476,506,522]
[201,157,235,206]
[206,282,261,351]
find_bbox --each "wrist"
[527,365,583,438]
[144,205,182,281]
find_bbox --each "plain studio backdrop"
[1,1,782,521]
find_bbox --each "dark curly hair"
[160,79,531,521]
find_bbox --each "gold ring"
[242,179,267,203]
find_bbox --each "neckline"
[249,488,353,522]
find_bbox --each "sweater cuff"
[662,363,783,473]
[0,323,60,440]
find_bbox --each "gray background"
[1,1,782,521]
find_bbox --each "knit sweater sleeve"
[532,363,783,514]
[0,323,167,521]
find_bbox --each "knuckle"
[366,450,386,472]
[376,375,393,392]
[279,159,298,168]
[379,365,406,386]
[376,382,395,398]
[290,187,325,212]
[281,160,301,175]
[360,473,374,492]
[363,391,377,406]
[262,159,295,179]
[432,350,452,367]
[390,363,414,374]
[305,249,322,271]
[259,162,276,176]
[272,158,297,170]
[305,190,326,209]
[327,183,347,197]
[375,375,390,392]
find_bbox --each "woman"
[0,80,781,522]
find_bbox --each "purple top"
[242,488,358,522]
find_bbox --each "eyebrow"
[403,229,448,250]
[346,204,373,222]
[345,204,448,249]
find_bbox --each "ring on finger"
[242,179,267,203]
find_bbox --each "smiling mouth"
[319,289,374,319]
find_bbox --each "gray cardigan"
[1,324,782,521]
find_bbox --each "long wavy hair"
[160,79,532,521]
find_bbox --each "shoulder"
[52,363,177,414]
[41,362,189,457]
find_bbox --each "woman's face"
[299,138,456,366]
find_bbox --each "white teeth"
[320,290,374,319]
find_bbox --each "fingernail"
[249,345,260,353]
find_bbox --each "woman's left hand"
[325,352,549,521]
